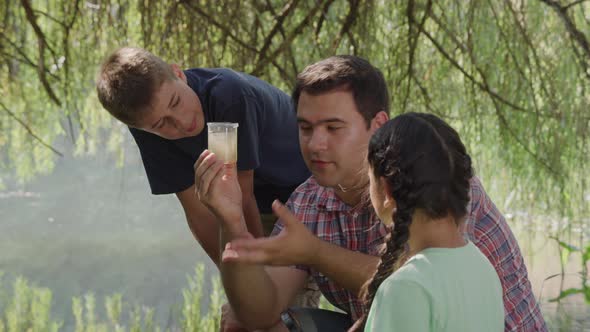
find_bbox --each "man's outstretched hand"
[222,200,321,267]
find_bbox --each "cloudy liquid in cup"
[207,123,238,164]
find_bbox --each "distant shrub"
[0,264,224,332]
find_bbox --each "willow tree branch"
[412,74,445,117]
[61,0,82,143]
[315,0,334,38]
[347,31,358,54]
[20,1,60,67]
[32,9,64,27]
[480,70,561,178]
[65,0,81,29]
[252,0,335,76]
[504,0,554,103]
[539,0,590,60]
[471,3,551,161]
[0,44,35,69]
[180,0,258,53]
[564,0,589,10]
[487,0,542,116]
[331,0,360,52]
[265,0,299,77]
[183,1,292,84]
[0,102,63,157]
[422,9,590,121]
[569,35,590,81]
[0,33,60,81]
[257,0,300,64]
[20,0,62,106]
[160,2,179,45]
[404,0,431,112]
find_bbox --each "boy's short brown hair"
[96,47,176,126]
[292,55,389,128]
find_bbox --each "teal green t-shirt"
[365,241,504,332]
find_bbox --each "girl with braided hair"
[352,112,504,331]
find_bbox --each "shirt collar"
[310,177,374,214]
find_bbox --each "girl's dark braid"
[349,112,473,331]
[349,146,420,331]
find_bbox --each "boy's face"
[297,88,382,190]
[135,65,204,140]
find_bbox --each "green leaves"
[548,236,590,304]
[180,264,226,332]
[2,1,589,214]
[0,2,588,277]
[2,277,62,332]
[549,287,584,303]
[0,264,222,330]
[551,236,581,266]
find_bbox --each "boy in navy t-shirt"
[96,47,309,264]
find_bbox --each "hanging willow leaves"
[0,0,588,221]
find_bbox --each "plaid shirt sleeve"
[465,177,547,332]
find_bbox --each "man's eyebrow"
[296,117,346,125]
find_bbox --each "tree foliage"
[0,0,588,219]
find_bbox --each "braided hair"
[349,112,473,331]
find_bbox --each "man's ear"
[371,111,390,130]
[381,176,397,211]
[170,63,187,83]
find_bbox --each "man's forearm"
[310,240,380,295]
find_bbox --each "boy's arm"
[193,152,308,329]
[175,169,263,265]
[237,169,264,238]
[176,185,221,265]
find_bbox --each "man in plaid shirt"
[195,56,547,331]
[271,176,546,331]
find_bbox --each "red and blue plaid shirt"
[272,176,547,331]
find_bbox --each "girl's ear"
[381,177,397,211]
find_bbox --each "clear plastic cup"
[207,122,238,164]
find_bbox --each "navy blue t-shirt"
[129,68,310,213]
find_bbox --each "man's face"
[136,67,204,140]
[297,88,378,189]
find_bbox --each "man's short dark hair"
[292,55,390,128]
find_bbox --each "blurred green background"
[0,0,588,330]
